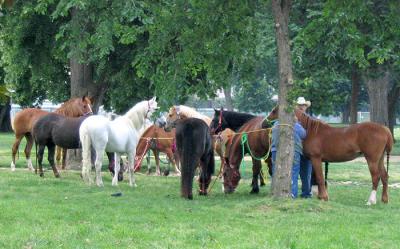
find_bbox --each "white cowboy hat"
[296,97,311,107]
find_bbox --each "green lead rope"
[240,132,271,176]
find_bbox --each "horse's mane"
[223,110,256,130]
[54,98,80,116]
[124,100,149,130]
[175,105,212,125]
[295,109,328,134]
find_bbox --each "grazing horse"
[79,97,158,187]
[11,96,93,171]
[210,109,273,194]
[166,105,233,170]
[134,124,180,175]
[268,106,393,204]
[165,117,214,199]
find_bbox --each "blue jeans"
[300,155,312,198]
[271,151,302,198]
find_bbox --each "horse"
[165,105,233,171]
[267,106,393,205]
[11,96,93,171]
[32,114,90,178]
[210,109,273,194]
[134,124,180,175]
[79,97,158,187]
[165,117,214,199]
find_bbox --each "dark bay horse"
[134,124,180,175]
[165,117,214,199]
[32,114,90,177]
[11,96,93,171]
[210,109,273,194]
[268,106,393,204]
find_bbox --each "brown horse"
[268,106,393,204]
[134,124,180,175]
[11,96,93,171]
[210,110,273,194]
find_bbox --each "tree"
[271,0,294,198]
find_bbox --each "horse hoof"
[382,197,389,204]
[199,191,208,196]
[55,174,61,178]
[260,182,266,187]
[40,173,44,177]
[318,195,329,201]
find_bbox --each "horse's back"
[13,108,49,134]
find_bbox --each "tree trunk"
[342,101,350,124]
[0,98,12,132]
[271,0,294,199]
[350,65,360,124]
[223,87,234,111]
[388,84,399,139]
[364,69,390,126]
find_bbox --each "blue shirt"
[271,121,306,154]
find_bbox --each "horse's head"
[57,96,93,117]
[164,105,180,132]
[222,165,241,194]
[145,97,158,119]
[210,108,228,134]
[266,105,279,122]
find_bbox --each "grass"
[1,132,400,248]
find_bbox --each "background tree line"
[0,0,398,132]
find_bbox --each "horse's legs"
[55,146,62,167]
[11,134,24,171]
[111,153,121,186]
[167,149,181,175]
[198,155,212,196]
[94,150,104,187]
[47,144,60,178]
[154,150,161,175]
[366,158,381,205]
[310,157,329,201]
[37,145,46,177]
[24,133,35,171]
[379,155,389,203]
[250,158,261,194]
[146,150,151,175]
[61,148,68,170]
[127,152,136,187]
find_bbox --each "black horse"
[164,117,215,200]
[210,109,272,191]
[32,113,123,180]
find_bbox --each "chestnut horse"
[134,124,180,175]
[11,96,93,171]
[268,106,393,205]
[210,109,273,194]
[165,117,214,199]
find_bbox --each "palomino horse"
[267,106,393,205]
[11,96,93,171]
[166,105,233,170]
[134,124,180,175]
[210,109,273,194]
[80,97,158,187]
[165,117,214,199]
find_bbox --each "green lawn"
[1,132,400,249]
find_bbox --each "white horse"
[79,97,158,186]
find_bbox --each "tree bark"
[388,84,399,139]
[223,87,234,111]
[271,0,294,199]
[342,101,350,124]
[364,69,390,126]
[0,98,12,132]
[350,65,360,124]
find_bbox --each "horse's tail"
[384,126,394,174]
[79,124,92,181]
[179,124,197,200]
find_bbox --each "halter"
[84,104,93,116]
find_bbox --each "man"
[296,97,313,198]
